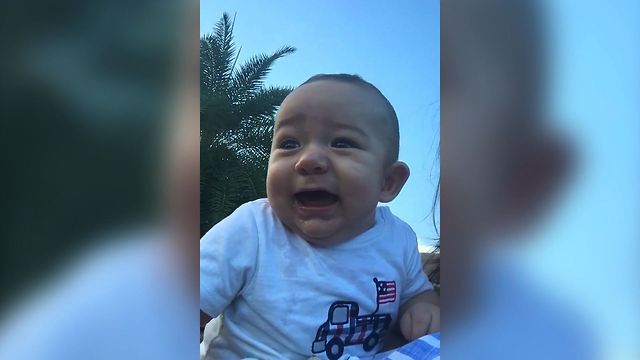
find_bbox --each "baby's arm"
[398,289,440,340]
[200,202,259,322]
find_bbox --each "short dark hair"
[300,74,400,163]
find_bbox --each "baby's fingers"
[427,307,440,334]
[400,311,430,341]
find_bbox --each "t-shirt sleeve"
[200,202,259,317]
[400,227,433,305]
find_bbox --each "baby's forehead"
[277,81,392,128]
[287,80,381,105]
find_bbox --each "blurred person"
[0,1,200,359]
[441,0,595,358]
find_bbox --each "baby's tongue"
[296,191,338,207]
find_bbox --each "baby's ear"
[379,161,410,203]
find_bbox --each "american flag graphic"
[376,279,396,304]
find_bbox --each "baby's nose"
[294,146,329,175]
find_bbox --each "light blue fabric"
[374,333,440,360]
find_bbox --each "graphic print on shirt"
[311,278,396,360]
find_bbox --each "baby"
[200,74,439,360]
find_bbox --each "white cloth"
[200,199,432,360]
[0,230,198,360]
[444,255,595,360]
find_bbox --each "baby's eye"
[331,138,358,149]
[278,139,300,150]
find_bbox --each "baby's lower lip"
[294,200,337,216]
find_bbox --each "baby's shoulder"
[376,206,417,239]
[201,198,281,244]
[222,198,277,224]
[235,197,271,214]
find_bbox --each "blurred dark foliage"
[0,0,184,308]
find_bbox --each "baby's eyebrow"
[333,123,369,138]
[275,115,370,139]
[274,116,300,130]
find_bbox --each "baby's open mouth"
[294,190,339,207]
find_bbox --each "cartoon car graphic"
[311,278,395,360]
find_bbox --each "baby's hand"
[399,301,440,341]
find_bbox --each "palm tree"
[200,13,295,236]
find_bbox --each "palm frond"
[231,46,296,104]
[237,86,293,121]
[201,167,262,234]
[200,12,236,99]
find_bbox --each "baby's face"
[267,80,392,246]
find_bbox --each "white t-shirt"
[200,199,432,360]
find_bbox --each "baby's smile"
[294,189,339,207]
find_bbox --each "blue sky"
[201,0,441,246]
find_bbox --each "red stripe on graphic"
[357,323,367,342]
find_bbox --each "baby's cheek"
[266,163,289,192]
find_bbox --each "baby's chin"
[301,235,347,247]
[291,220,350,247]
